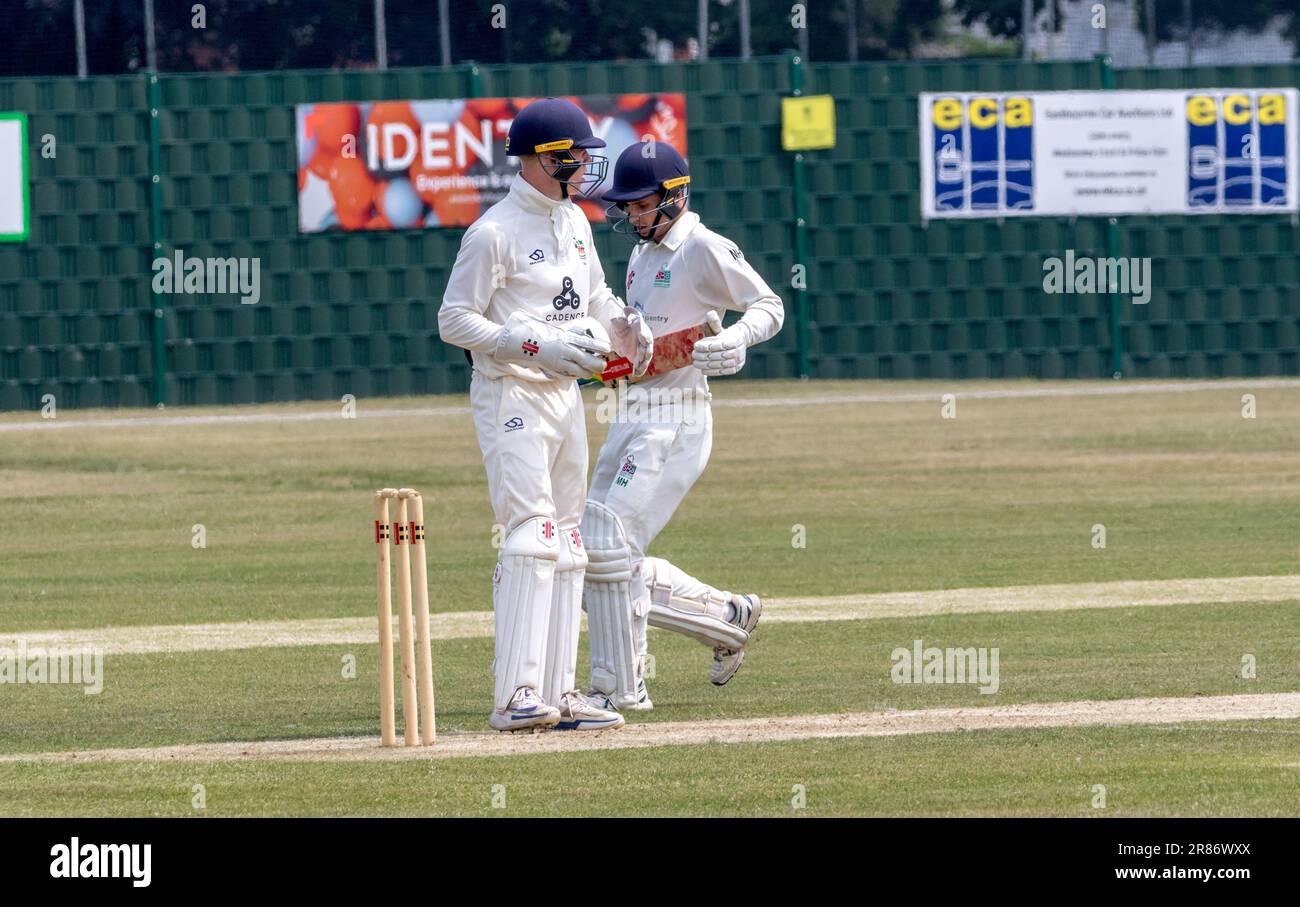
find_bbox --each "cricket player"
[582,141,784,711]
[438,98,653,732]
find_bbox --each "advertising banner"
[296,94,687,232]
[919,89,1299,218]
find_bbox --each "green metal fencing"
[1,56,1297,410]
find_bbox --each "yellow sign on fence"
[781,95,836,151]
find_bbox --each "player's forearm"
[437,305,503,354]
[734,296,784,347]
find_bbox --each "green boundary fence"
[1,56,1298,410]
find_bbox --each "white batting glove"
[495,311,610,379]
[692,315,747,376]
[610,306,654,378]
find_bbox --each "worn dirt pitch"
[4,692,1297,765]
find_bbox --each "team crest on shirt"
[615,453,637,487]
[626,270,635,290]
[573,238,587,261]
[653,268,671,288]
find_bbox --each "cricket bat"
[587,311,723,385]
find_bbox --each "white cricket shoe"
[710,594,762,686]
[582,678,653,712]
[556,691,625,731]
[489,686,561,733]
[630,678,653,710]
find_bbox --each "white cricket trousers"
[470,371,588,709]
[589,396,730,663]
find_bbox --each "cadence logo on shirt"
[552,276,581,310]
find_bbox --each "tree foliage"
[954,0,1297,49]
[2,0,954,76]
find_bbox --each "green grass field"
[2,378,1298,816]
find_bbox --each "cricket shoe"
[630,678,653,710]
[489,686,561,733]
[555,691,625,731]
[582,678,654,712]
[710,594,762,686]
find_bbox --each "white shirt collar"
[656,210,700,251]
[509,172,572,214]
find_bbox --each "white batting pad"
[492,516,559,710]
[644,557,747,650]
[580,499,644,707]
[542,525,587,707]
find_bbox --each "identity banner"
[296,94,687,232]
[919,89,1299,218]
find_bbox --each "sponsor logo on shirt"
[629,299,665,324]
[552,275,581,310]
[653,268,671,288]
[728,246,743,261]
[574,238,587,261]
[504,416,524,432]
[626,270,635,290]
[529,249,545,264]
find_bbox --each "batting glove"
[610,306,654,378]
[692,315,748,376]
[495,311,610,379]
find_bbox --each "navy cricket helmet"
[506,98,608,198]
[603,141,691,243]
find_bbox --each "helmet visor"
[604,185,689,244]
[541,150,609,198]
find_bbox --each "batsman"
[438,99,653,733]
[582,141,784,712]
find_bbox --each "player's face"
[625,193,673,240]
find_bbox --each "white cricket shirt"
[438,174,624,382]
[623,210,784,394]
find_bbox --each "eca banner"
[295,94,686,232]
[919,89,1299,218]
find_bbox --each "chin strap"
[643,208,665,241]
[642,189,685,242]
